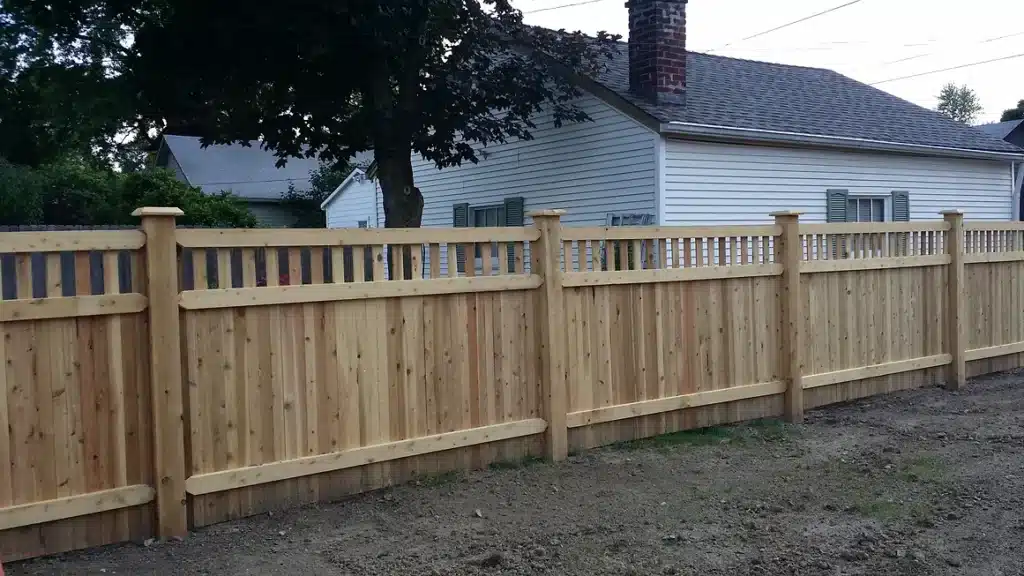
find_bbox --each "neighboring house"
[321,167,378,228]
[155,134,322,227]
[977,120,1024,218]
[323,0,1023,232]
[978,120,1024,148]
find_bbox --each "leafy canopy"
[1001,100,1024,122]
[4,0,619,226]
[0,4,155,169]
[0,160,257,227]
[283,164,354,228]
[936,83,983,125]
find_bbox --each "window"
[826,190,909,223]
[453,197,525,273]
[606,213,655,226]
[602,213,656,270]
[471,204,505,257]
[357,220,368,228]
[846,197,885,222]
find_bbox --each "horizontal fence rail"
[2,208,1023,562]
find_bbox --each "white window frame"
[606,213,655,226]
[845,194,891,223]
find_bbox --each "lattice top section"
[175,227,539,291]
[962,222,1024,255]
[797,221,949,261]
[559,225,781,273]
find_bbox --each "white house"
[322,0,1024,231]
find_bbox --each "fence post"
[772,211,804,423]
[529,209,568,462]
[133,207,188,539]
[941,210,966,390]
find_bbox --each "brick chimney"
[626,0,687,105]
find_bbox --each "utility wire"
[870,52,1024,85]
[709,0,865,52]
[194,177,312,186]
[523,0,608,14]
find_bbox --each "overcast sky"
[520,0,1024,125]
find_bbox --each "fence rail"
[1,208,1022,561]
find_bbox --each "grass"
[897,455,947,484]
[615,419,793,451]
[822,453,949,524]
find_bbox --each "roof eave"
[319,168,366,210]
[660,121,1024,162]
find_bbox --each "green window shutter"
[891,190,910,221]
[826,189,849,258]
[503,197,525,271]
[826,189,849,222]
[453,203,469,274]
[891,190,910,255]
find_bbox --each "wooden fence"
[1,207,1023,560]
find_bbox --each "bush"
[0,159,257,227]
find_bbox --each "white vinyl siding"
[325,178,379,228]
[662,139,1014,224]
[370,94,657,229]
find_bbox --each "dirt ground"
[11,370,1024,576]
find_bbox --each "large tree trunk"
[375,148,424,229]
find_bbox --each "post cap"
[132,207,185,217]
[527,209,567,218]
[769,210,803,217]
[939,209,964,215]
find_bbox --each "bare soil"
[11,370,1024,576]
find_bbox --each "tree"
[0,6,155,169]
[1001,100,1024,122]
[282,164,353,228]
[0,159,257,227]
[937,83,983,124]
[5,0,618,226]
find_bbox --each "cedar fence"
[1,207,1023,560]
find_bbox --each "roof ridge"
[608,39,837,73]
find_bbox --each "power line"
[523,0,608,14]
[709,0,865,52]
[870,52,1024,85]
[879,30,1024,66]
[194,177,312,186]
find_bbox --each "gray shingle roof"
[160,136,377,201]
[976,120,1024,140]
[161,135,323,201]
[595,45,1021,155]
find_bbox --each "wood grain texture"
[180,288,544,526]
[0,244,154,560]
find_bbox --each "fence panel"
[962,222,1024,376]
[798,221,951,408]
[559,225,786,450]
[9,210,1024,561]
[0,230,154,561]
[174,227,546,527]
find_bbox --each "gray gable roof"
[977,120,1024,140]
[593,45,1021,155]
[160,135,323,201]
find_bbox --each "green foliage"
[0,6,154,169]
[936,83,983,124]
[3,0,620,226]
[281,164,352,228]
[0,160,256,227]
[1001,100,1024,122]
